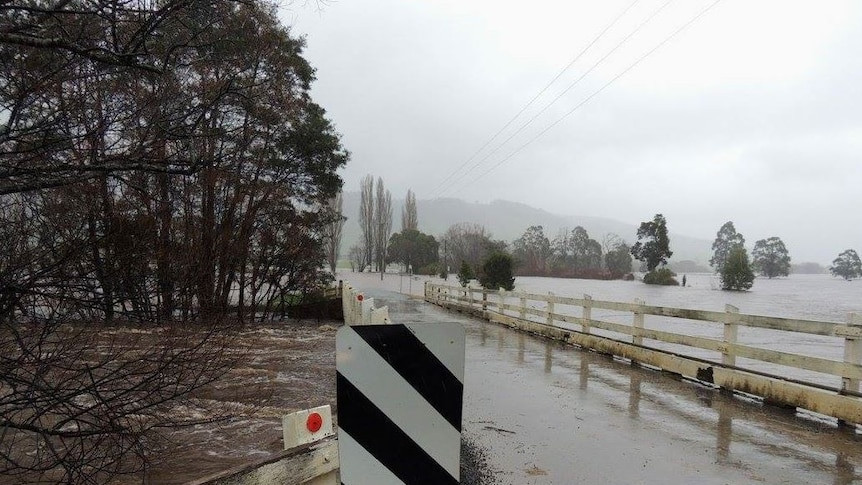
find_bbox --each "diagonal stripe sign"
[336,323,465,485]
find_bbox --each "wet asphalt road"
[360,286,862,485]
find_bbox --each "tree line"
[343,187,861,290]
[1,2,345,481]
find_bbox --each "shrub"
[479,252,515,291]
[457,261,474,287]
[416,262,439,276]
[643,267,679,286]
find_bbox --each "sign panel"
[336,323,466,485]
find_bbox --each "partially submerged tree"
[479,252,515,291]
[570,226,602,272]
[830,249,862,280]
[440,223,503,270]
[512,225,551,275]
[752,237,791,278]
[710,221,745,273]
[631,214,673,273]
[605,242,633,278]
[0,1,347,480]
[721,246,755,291]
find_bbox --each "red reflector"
[357,294,364,302]
[306,412,323,433]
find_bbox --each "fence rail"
[426,282,862,425]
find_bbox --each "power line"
[428,0,640,197]
[462,0,723,191]
[438,0,674,197]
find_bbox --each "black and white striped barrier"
[336,322,466,484]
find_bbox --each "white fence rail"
[341,281,390,325]
[426,282,862,425]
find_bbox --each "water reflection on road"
[369,288,862,485]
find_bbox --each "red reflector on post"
[306,412,323,433]
[357,294,364,302]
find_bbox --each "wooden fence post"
[583,294,592,334]
[633,298,645,346]
[842,313,862,393]
[723,304,740,367]
[547,292,555,326]
[838,313,862,430]
[519,293,527,320]
[482,290,488,311]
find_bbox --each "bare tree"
[601,233,623,255]
[601,233,622,268]
[0,2,348,481]
[348,244,365,272]
[359,175,375,272]
[401,189,418,231]
[324,193,346,274]
[440,222,501,270]
[373,177,392,278]
[0,1,246,195]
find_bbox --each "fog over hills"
[341,193,713,264]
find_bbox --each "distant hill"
[340,193,712,264]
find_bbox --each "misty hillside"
[340,193,713,264]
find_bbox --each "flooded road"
[354,279,862,485]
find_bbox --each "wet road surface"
[361,286,862,485]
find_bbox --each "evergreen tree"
[457,261,474,287]
[479,253,515,291]
[710,221,745,273]
[721,246,755,290]
[630,214,672,272]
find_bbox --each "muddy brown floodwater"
[138,320,339,484]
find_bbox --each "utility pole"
[443,239,447,278]
[379,219,384,281]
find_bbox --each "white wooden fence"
[341,281,391,325]
[425,282,862,425]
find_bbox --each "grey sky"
[286,0,862,264]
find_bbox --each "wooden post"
[582,294,592,334]
[842,313,862,393]
[482,290,488,311]
[519,293,527,320]
[723,304,739,367]
[547,292,555,326]
[633,298,645,346]
[838,313,862,430]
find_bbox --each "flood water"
[344,272,862,389]
[361,286,862,485]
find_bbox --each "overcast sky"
[286,0,862,264]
